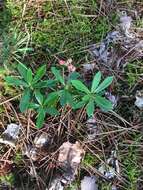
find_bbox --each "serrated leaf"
[36,108,46,129]
[17,63,28,81]
[33,65,46,83]
[95,76,113,93]
[94,95,113,111]
[51,67,65,85]
[86,100,95,117]
[5,76,28,87]
[34,90,44,105]
[91,71,101,92]
[71,80,90,94]
[26,68,33,84]
[19,89,31,112]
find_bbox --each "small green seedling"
[51,67,80,107]
[5,63,55,112]
[5,64,113,128]
[29,90,59,129]
[71,71,113,117]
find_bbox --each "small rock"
[22,145,39,161]
[0,123,21,147]
[135,90,143,110]
[98,150,120,180]
[81,176,98,190]
[34,133,49,148]
[48,177,64,190]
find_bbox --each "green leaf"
[34,80,56,88]
[86,99,95,117]
[17,63,28,81]
[60,90,73,106]
[94,95,113,111]
[34,90,44,105]
[71,80,90,94]
[46,107,59,116]
[51,67,65,85]
[91,71,101,92]
[16,47,33,52]
[5,76,28,87]
[95,76,113,93]
[36,108,46,129]
[68,72,80,82]
[33,65,46,83]
[44,92,59,106]
[73,100,85,109]
[26,68,33,84]
[19,89,31,112]
[28,103,40,109]
[82,94,90,102]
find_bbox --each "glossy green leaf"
[68,72,80,82]
[19,89,31,112]
[86,99,95,117]
[71,80,90,94]
[95,76,113,93]
[36,108,46,129]
[82,94,90,102]
[51,67,65,85]
[94,95,113,111]
[33,65,46,83]
[44,92,59,106]
[5,76,28,87]
[34,80,56,88]
[60,90,73,106]
[17,63,28,81]
[34,90,44,105]
[73,100,85,109]
[91,71,101,92]
[28,103,40,109]
[26,68,33,84]
[46,107,59,116]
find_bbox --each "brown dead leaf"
[58,141,85,175]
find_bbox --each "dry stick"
[27,110,31,140]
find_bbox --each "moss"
[125,60,143,87]
[82,153,96,167]
[0,173,15,186]
[121,135,142,189]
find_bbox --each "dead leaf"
[58,141,85,174]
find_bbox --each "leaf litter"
[48,141,85,189]
[90,12,143,72]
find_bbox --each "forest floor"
[0,0,143,190]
